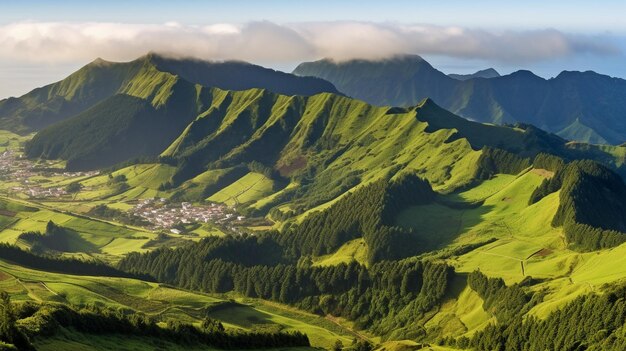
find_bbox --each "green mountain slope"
[294,55,626,144]
[0,53,338,134]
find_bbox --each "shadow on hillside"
[21,226,100,254]
[397,196,495,253]
[206,304,276,329]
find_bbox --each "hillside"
[294,55,626,144]
[0,53,338,134]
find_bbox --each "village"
[0,150,99,198]
[0,148,262,235]
[128,197,245,233]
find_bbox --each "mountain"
[448,68,501,80]
[19,53,557,171]
[0,53,339,134]
[293,55,626,144]
[8,55,626,351]
[24,56,626,179]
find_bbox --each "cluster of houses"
[10,185,68,198]
[0,150,98,199]
[129,198,245,232]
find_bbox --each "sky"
[1,0,626,99]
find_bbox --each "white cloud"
[0,20,620,64]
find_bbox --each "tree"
[201,317,224,333]
[0,292,33,350]
[333,339,344,351]
[65,182,83,193]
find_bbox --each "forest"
[119,238,452,340]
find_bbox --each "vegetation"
[8,53,626,351]
[294,55,626,144]
[278,172,435,262]
[553,160,626,250]
[0,241,148,279]
[86,204,148,226]
[120,242,453,340]
[473,147,531,180]
[442,272,626,350]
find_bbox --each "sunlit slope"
[391,165,626,323]
[0,58,146,132]
[208,172,275,206]
[159,92,565,219]
[0,53,338,135]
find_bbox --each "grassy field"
[0,259,353,349]
[312,238,368,267]
[397,168,626,320]
[208,172,275,206]
[424,286,494,338]
[0,197,156,261]
[0,130,31,152]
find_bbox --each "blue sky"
[3,0,626,31]
[1,0,625,98]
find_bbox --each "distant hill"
[293,55,626,144]
[448,68,501,80]
[0,53,339,133]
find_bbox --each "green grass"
[312,238,368,267]
[424,286,494,338]
[394,168,626,323]
[0,130,30,152]
[0,197,155,260]
[76,164,175,201]
[451,174,518,202]
[209,172,275,206]
[210,299,353,349]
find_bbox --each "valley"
[1,52,626,351]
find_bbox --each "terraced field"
[209,172,276,206]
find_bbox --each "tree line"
[0,242,150,281]
[276,171,435,263]
[528,153,626,251]
[119,241,453,339]
[442,271,626,350]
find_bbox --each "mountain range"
[0,53,338,134]
[3,53,626,350]
[11,55,621,180]
[294,55,626,145]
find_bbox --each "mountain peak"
[508,69,541,78]
[448,68,501,81]
[88,57,113,67]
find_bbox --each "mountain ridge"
[294,55,626,144]
[0,53,339,134]
[448,68,501,80]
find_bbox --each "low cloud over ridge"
[0,20,620,64]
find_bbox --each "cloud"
[0,20,620,64]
